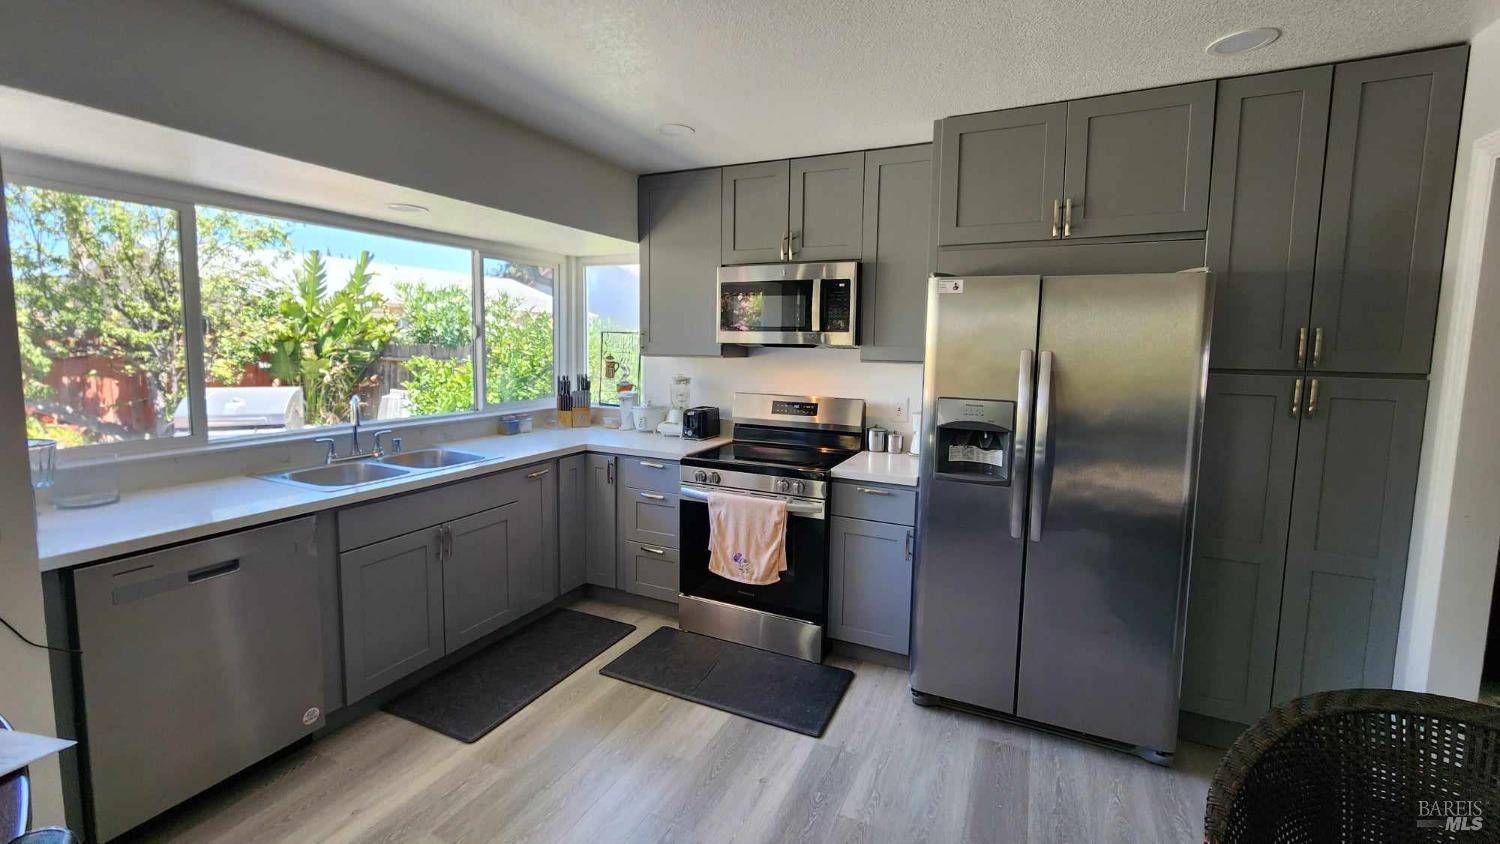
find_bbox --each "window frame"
[577,254,643,407]
[4,157,574,466]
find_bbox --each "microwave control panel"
[820,279,852,333]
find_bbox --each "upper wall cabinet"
[1206,67,1332,370]
[639,168,746,358]
[860,144,932,362]
[1308,46,1466,375]
[935,81,1214,247]
[721,153,865,264]
[936,103,1067,245]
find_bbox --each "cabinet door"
[340,527,444,702]
[1273,377,1428,701]
[721,160,790,263]
[620,540,680,603]
[828,516,914,654]
[558,454,587,594]
[514,461,559,615]
[1181,375,1301,725]
[639,169,744,358]
[1207,67,1331,371]
[585,454,618,588]
[621,487,679,547]
[443,504,521,652]
[789,151,864,261]
[1309,47,1466,374]
[936,102,1067,245]
[859,144,932,362]
[1062,81,1215,238]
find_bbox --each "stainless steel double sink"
[257,448,486,490]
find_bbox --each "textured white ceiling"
[230,0,1500,173]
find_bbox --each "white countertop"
[830,450,920,487]
[36,427,727,571]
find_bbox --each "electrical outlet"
[892,397,908,423]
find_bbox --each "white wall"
[1396,18,1500,697]
[0,153,63,824]
[643,351,924,438]
[0,0,636,241]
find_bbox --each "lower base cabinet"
[829,515,914,655]
[1182,374,1427,726]
[558,454,588,593]
[338,461,558,703]
[621,539,680,602]
[586,454,618,587]
[617,459,681,600]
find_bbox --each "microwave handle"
[811,277,822,334]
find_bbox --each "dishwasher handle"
[187,559,241,583]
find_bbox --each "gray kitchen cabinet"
[585,453,618,588]
[558,454,587,594]
[721,160,790,263]
[1206,67,1331,371]
[340,525,445,702]
[1309,47,1466,374]
[789,151,865,261]
[621,487,680,549]
[1062,81,1215,239]
[935,102,1067,246]
[828,515,914,655]
[1273,376,1428,701]
[1182,374,1301,724]
[639,168,745,358]
[620,540,680,603]
[859,144,932,362]
[442,503,523,652]
[513,460,559,616]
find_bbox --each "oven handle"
[679,484,825,520]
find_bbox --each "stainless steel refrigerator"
[910,271,1212,761]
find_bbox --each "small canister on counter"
[866,426,888,452]
[887,432,905,453]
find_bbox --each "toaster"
[682,406,721,440]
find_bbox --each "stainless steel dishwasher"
[72,516,324,841]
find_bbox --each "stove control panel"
[774,478,807,495]
[680,464,828,500]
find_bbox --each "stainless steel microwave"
[716,261,859,347]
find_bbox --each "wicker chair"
[1205,689,1500,842]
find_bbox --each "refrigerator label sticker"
[937,279,964,294]
[948,445,1004,467]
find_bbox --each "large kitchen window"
[6,173,582,457]
[6,183,192,449]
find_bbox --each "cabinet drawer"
[337,466,536,551]
[622,487,680,547]
[618,457,681,494]
[621,539,680,603]
[832,482,917,526]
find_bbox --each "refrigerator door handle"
[1010,349,1036,539]
[1028,350,1054,542]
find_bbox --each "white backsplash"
[641,348,924,434]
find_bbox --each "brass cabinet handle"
[1296,327,1308,369]
[1291,378,1303,418]
[640,491,666,501]
[641,545,666,555]
[1305,378,1320,416]
[1051,199,1061,239]
[1063,197,1074,238]
[527,468,550,479]
[1311,327,1324,368]
[639,460,665,469]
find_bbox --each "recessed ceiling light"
[1206,27,1281,56]
[658,123,696,138]
[385,201,429,214]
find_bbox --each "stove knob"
[792,480,806,495]
[709,472,722,484]
[693,469,708,483]
[775,479,791,493]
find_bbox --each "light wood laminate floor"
[131,597,1220,843]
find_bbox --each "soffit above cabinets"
[231,0,1498,172]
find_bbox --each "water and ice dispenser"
[933,397,1014,484]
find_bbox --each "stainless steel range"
[678,392,865,662]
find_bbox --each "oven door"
[678,485,828,625]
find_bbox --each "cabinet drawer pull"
[1311,327,1324,368]
[1063,197,1074,238]
[856,486,892,496]
[1051,199,1061,239]
[1296,326,1308,368]
[1305,378,1320,416]
[640,545,666,555]
[1290,378,1303,418]
[640,492,666,500]
[639,460,665,469]
[527,468,550,479]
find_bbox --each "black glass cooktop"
[683,441,857,478]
